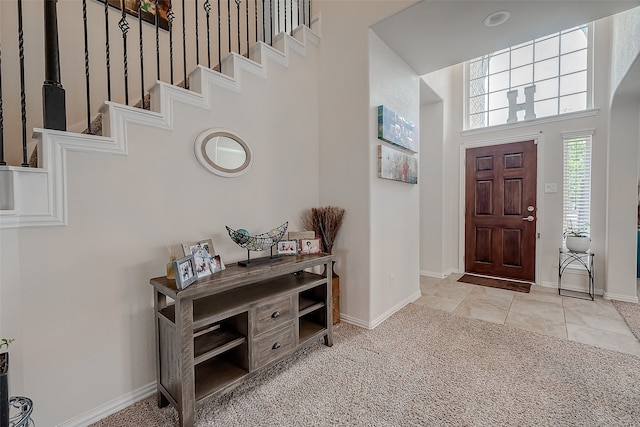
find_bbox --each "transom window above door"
[465,24,592,130]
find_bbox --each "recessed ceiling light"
[484,10,510,27]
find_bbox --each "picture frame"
[288,230,315,241]
[210,255,226,273]
[277,240,299,255]
[182,239,215,257]
[98,0,170,31]
[377,105,418,153]
[192,248,213,279]
[378,145,418,184]
[174,255,198,289]
[300,238,321,255]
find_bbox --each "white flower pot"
[566,236,590,253]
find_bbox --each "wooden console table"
[149,253,334,427]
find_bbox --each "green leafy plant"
[563,221,590,238]
[0,338,14,351]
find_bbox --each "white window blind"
[563,134,592,235]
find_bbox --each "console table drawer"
[253,324,296,369]
[253,295,294,335]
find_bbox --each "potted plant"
[1,338,14,427]
[564,221,590,253]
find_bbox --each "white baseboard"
[539,281,604,296]
[57,382,156,427]
[603,292,639,303]
[340,290,421,330]
[420,270,446,279]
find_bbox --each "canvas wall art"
[378,145,418,184]
[377,105,417,153]
[99,0,170,30]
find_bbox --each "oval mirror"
[194,129,252,177]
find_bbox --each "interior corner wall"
[604,5,640,302]
[0,40,321,425]
[315,0,415,326]
[605,93,640,301]
[369,32,421,323]
[421,67,458,277]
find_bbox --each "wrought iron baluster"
[235,0,241,54]
[269,0,273,45]
[227,0,231,54]
[284,0,286,33]
[308,0,311,28]
[0,41,4,166]
[245,0,249,57]
[168,2,175,84]
[181,0,188,88]
[138,0,145,109]
[204,0,212,68]
[277,0,280,34]
[290,0,292,34]
[217,0,222,70]
[255,0,258,45]
[83,0,92,133]
[195,0,200,65]
[261,0,265,42]
[119,1,130,105]
[18,0,28,166]
[302,0,305,27]
[156,0,160,80]
[104,0,112,100]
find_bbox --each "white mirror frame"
[194,128,253,177]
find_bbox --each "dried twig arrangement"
[301,206,346,254]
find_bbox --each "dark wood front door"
[465,140,537,282]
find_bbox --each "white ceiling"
[372,0,640,76]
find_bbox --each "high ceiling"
[371,0,640,76]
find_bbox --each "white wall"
[0,29,321,427]
[369,31,421,323]
[605,6,640,302]
[315,0,415,327]
[421,67,458,277]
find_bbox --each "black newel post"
[42,0,66,131]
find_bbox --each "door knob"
[522,216,534,222]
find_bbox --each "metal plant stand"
[558,248,595,301]
[7,396,34,427]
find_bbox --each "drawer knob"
[272,342,281,350]
[271,311,281,319]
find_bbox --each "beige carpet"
[92,304,640,426]
[613,299,640,342]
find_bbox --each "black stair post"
[42,0,66,131]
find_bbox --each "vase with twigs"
[302,206,346,324]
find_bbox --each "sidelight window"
[562,132,592,237]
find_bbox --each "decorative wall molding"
[0,26,320,230]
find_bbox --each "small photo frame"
[174,255,198,289]
[210,255,226,273]
[300,238,321,255]
[193,248,213,279]
[182,239,215,257]
[277,240,298,255]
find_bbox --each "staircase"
[0,0,320,230]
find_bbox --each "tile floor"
[415,273,640,356]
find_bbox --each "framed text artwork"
[98,0,170,31]
[378,145,418,184]
[377,105,417,153]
